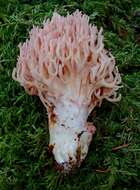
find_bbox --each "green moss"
[0,0,140,189]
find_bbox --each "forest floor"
[0,0,140,189]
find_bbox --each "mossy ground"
[0,0,140,189]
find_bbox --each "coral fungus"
[12,10,121,172]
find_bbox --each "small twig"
[63,4,77,8]
[112,143,129,151]
[95,168,110,173]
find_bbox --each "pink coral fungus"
[12,10,122,172]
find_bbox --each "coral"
[12,10,121,171]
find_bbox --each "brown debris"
[112,143,129,151]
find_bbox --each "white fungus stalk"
[48,96,96,171]
[12,10,122,172]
